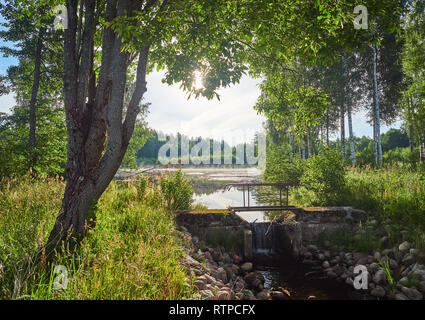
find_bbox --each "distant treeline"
[136,130,260,166]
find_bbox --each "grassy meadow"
[0,175,193,300]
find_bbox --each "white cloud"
[144,71,266,145]
[0,92,15,114]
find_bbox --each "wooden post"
[247,186,250,207]
[243,186,245,207]
[286,187,289,206]
[279,188,282,206]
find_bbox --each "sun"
[193,71,204,90]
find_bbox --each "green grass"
[0,176,194,300]
[287,166,425,251]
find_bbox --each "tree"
[0,1,63,173]
[401,0,425,162]
[31,0,250,243]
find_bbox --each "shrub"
[160,170,194,211]
[137,174,149,197]
[300,148,346,206]
[264,152,305,184]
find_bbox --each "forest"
[0,0,424,304]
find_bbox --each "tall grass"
[0,175,193,300]
[288,166,425,249]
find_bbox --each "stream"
[186,167,363,300]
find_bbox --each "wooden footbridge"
[177,182,301,215]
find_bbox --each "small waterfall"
[252,222,277,255]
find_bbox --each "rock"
[194,279,206,291]
[304,252,313,259]
[222,253,231,264]
[192,268,203,276]
[317,253,325,261]
[419,281,425,293]
[235,292,244,300]
[411,269,425,281]
[215,267,228,284]
[326,270,337,278]
[307,295,317,300]
[243,272,258,286]
[382,248,392,256]
[212,250,222,263]
[270,291,289,300]
[399,241,411,252]
[395,292,409,300]
[398,277,409,286]
[242,289,256,300]
[240,262,253,273]
[380,236,389,246]
[322,261,330,269]
[183,255,203,269]
[373,270,387,285]
[402,253,415,266]
[256,290,270,300]
[216,290,232,300]
[324,250,331,259]
[200,289,214,299]
[389,259,398,270]
[371,285,386,298]
[368,262,379,274]
[204,274,216,285]
[233,280,246,293]
[345,277,354,287]
[402,288,423,300]
[401,286,423,300]
[307,244,318,252]
[374,251,381,261]
[353,252,368,262]
[204,251,213,261]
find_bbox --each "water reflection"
[192,180,292,223]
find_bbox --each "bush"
[160,170,194,211]
[264,148,305,184]
[300,148,346,206]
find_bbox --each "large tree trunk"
[48,0,150,244]
[372,45,383,166]
[344,51,356,166]
[28,28,44,172]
